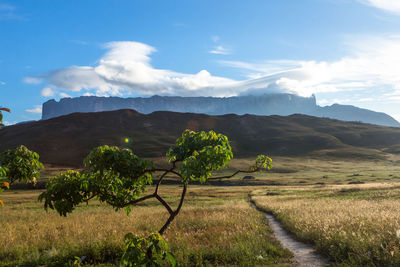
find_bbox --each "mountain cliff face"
[42,94,400,127]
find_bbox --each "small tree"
[0,107,10,129]
[0,145,44,206]
[0,107,10,206]
[39,130,272,266]
[0,107,43,206]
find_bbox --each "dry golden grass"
[0,186,292,266]
[5,156,399,265]
[252,183,400,266]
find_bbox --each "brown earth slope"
[0,109,399,166]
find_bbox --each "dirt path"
[250,200,329,267]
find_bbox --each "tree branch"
[175,183,187,215]
[121,193,156,207]
[155,161,176,194]
[158,183,187,235]
[155,194,174,215]
[82,194,96,203]
[207,168,259,180]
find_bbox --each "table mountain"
[42,94,400,127]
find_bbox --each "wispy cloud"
[4,120,16,126]
[0,81,5,85]
[209,45,231,55]
[220,35,400,98]
[359,0,400,15]
[25,41,238,97]
[393,114,400,122]
[59,92,71,98]
[24,36,400,104]
[41,87,55,97]
[25,105,42,114]
[24,77,42,84]
[209,36,231,55]
[0,3,25,20]
[219,60,302,77]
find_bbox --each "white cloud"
[3,121,16,126]
[221,35,400,98]
[24,77,43,84]
[209,45,231,55]
[0,81,5,85]
[41,87,55,97]
[23,36,400,104]
[360,0,400,15]
[25,41,239,97]
[59,92,71,98]
[219,60,302,77]
[25,105,42,114]
[393,114,400,122]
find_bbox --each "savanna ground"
[2,155,400,266]
[0,186,292,266]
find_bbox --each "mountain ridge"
[2,109,400,166]
[41,94,400,127]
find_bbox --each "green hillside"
[0,109,399,166]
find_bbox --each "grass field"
[3,156,400,266]
[0,186,292,266]
[10,155,400,189]
[252,182,400,266]
[205,155,400,186]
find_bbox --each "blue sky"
[2,0,400,123]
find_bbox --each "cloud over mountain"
[26,42,240,97]
[25,36,400,102]
[222,35,400,100]
[360,0,400,15]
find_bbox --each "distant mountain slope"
[313,104,398,127]
[1,109,400,166]
[42,94,400,127]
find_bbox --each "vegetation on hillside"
[1,109,400,166]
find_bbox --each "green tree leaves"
[40,146,155,216]
[0,145,43,185]
[39,170,86,216]
[167,130,233,183]
[0,106,10,204]
[84,146,154,208]
[122,232,175,267]
[249,155,272,172]
[0,107,10,129]
[0,145,43,206]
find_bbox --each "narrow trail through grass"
[250,197,329,267]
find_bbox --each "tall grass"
[252,183,400,266]
[0,186,292,266]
